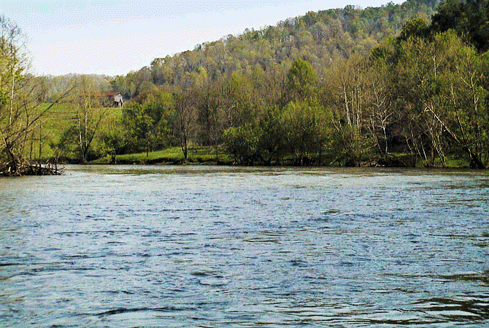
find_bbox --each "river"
[1,165,488,327]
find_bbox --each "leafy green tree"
[398,18,430,42]
[427,32,489,168]
[361,61,394,158]
[391,34,447,166]
[98,121,127,163]
[224,72,256,127]
[122,89,173,157]
[223,123,259,165]
[0,17,35,172]
[256,106,286,165]
[283,100,330,165]
[193,67,226,158]
[325,56,376,166]
[283,58,318,105]
[385,29,489,168]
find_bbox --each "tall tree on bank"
[173,87,198,160]
[424,32,489,168]
[374,22,489,168]
[325,56,377,166]
[122,87,173,157]
[282,58,330,165]
[0,16,70,174]
[0,16,32,173]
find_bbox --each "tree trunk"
[469,151,485,169]
[4,145,18,174]
[181,133,188,160]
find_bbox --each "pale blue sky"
[1,0,405,76]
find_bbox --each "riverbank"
[6,146,476,175]
[91,147,235,166]
[0,162,63,176]
[89,147,472,169]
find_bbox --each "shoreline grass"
[92,146,234,165]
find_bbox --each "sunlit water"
[1,165,488,327]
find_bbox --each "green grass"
[23,102,233,165]
[23,103,123,161]
[416,155,470,168]
[442,156,470,168]
[93,146,234,165]
[117,148,185,162]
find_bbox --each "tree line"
[2,0,489,174]
[111,0,488,168]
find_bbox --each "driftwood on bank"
[1,162,63,176]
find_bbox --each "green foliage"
[223,124,259,165]
[285,58,318,103]
[257,106,287,165]
[398,18,430,41]
[431,0,489,52]
[328,124,374,166]
[381,28,489,168]
[57,125,99,161]
[370,36,397,65]
[122,89,174,156]
[8,1,489,169]
[283,101,329,165]
[0,16,69,173]
[120,0,438,102]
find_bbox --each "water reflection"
[0,166,488,327]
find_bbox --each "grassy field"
[23,103,123,161]
[24,103,233,166]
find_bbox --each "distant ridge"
[112,0,442,97]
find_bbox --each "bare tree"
[173,88,197,160]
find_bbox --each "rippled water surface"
[1,165,488,327]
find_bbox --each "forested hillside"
[104,0,467,168]
[113,0,440,98]
[4,0,489,173]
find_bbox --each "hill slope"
[113,0,441,96]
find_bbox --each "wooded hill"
[3,0,489,174]
[113,0,441,98]
[106,0,489,168]
[105,0,468,167]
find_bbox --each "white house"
[114,93,123,107]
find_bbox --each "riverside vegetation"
[2,0,489,175]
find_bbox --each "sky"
[1,0,405,76]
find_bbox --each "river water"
[1,165,488,327]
